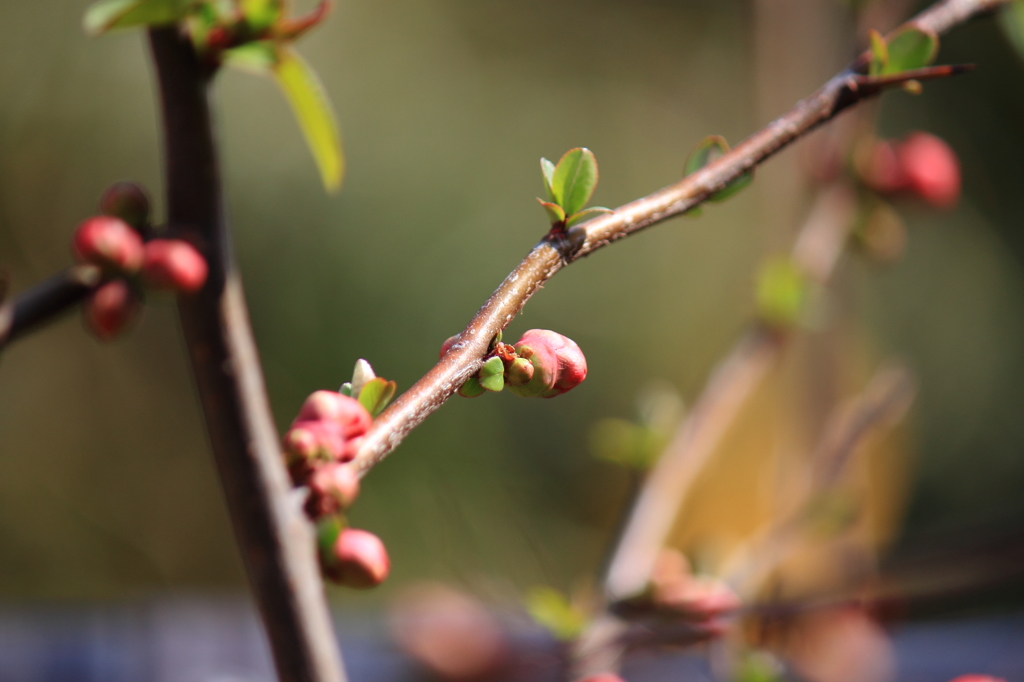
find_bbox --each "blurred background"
[2,0,1024,679]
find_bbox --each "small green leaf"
[525,586,586,641]
[338,382,352,397]
[684,135,728,176]
[551,147,599,217]
[755,257,808,329]
[479,356,505,392]
[272,46,344,192]
[868,29,889,76]
[590,418,664,470]
[884,26,938,74]
[565,206,613,228]
[316,515,346,569]
[684,136,753,202]
[708,170,754,203]
[223,41,278,74]
[537,198,566,226]
[1000,1,1024,61]
[458,376,486,398]
[357,377,396,417]
[540,158,556,201]
[83,0,189,36]
[241,0,282,31]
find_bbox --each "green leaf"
[565,206,612,228]
[755,257,808,329]
[83,0,189,36]
[884,26,938,74]
[338,382,352,397]
[223,41,278,74]
[1000,1,1024,61]
[590,418,664,470]
[241,0,282,31]
[357,377,396,417]
[272,47,344,192]
[684,136,753,202]
[537,198,566,226]
[478,356,505,392]
[684,135,728,176]
[540,158,556,201]
[525,587,586,640]
[868,29,888,76]
[551,148,599,217]
[316,515,346,569]
[457,376,486,398]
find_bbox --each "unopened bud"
[296,391,373,438]
[141,239,209,293]
[331,528,390,589]
[506,357,534,386]
[579,676,626,682]
[509,329,587,398]
[73,216,145,274]
[897,132,960,209]
[99,182,150,230]
[439,334,460,360]
[308,463,360,516]
[83,279,140,341]
[284,419,347,465]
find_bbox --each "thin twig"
[352,0,1006,477]
[0,265,103,349]
[148,28,346,682]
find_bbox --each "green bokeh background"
[1,0,1024,605]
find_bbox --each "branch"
[0,265,102,349]
[352,0,1006,476]
[148,28,346,682]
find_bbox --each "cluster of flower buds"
[440,329,588,399]
[73,182,210,341]
[856,132,961,209]
[283,390,390,589]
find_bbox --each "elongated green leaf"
[83,0,188,36]
[708,170,754,203]
[684,135,728,176]
[357,377,396,417]
[537,198,566,226]
[1000,1,1024,61]
[540,158,556,201]
[565,206,612,228]
[551,147,599,217]
[223,41,278,74]
[885,26,938,74]
[273,47,344,192]
[241,0,282,31]
[868,29,888,76]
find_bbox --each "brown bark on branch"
[148,28,346,682]
[0,265,102,349]
[352,0,1007,477]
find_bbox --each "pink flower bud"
[99,182,150,230]
[73,216,145,274]
[510,329,587,398]
[439,334,460,360]
[307,463,360,516]
[284,419,347,464]
[141,239,209,293]
[860,141,909,195]
[296,391,372,439]
[83,280,140,341]
[579,676,626,682]
[332,528,390,589]
[897,132,961,209]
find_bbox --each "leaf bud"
[99,181,150,230]
[506,357,535,386]
[73,216,145,274]
[83,279,141,341]
[141,239,209,294]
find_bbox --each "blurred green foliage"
[1,0,1024,607]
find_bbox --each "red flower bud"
[439,334,460,360]
[141,239,209,293]
[510,329,587,398]
[99,182,150,230]
[897,132,961,209]
[307,463,360,516]
[296,391,372,439]
[83,279,141,341]
[284,419,348,465]
[860,141,909,195]
[331,528,390,589]
[73,216,145,274]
